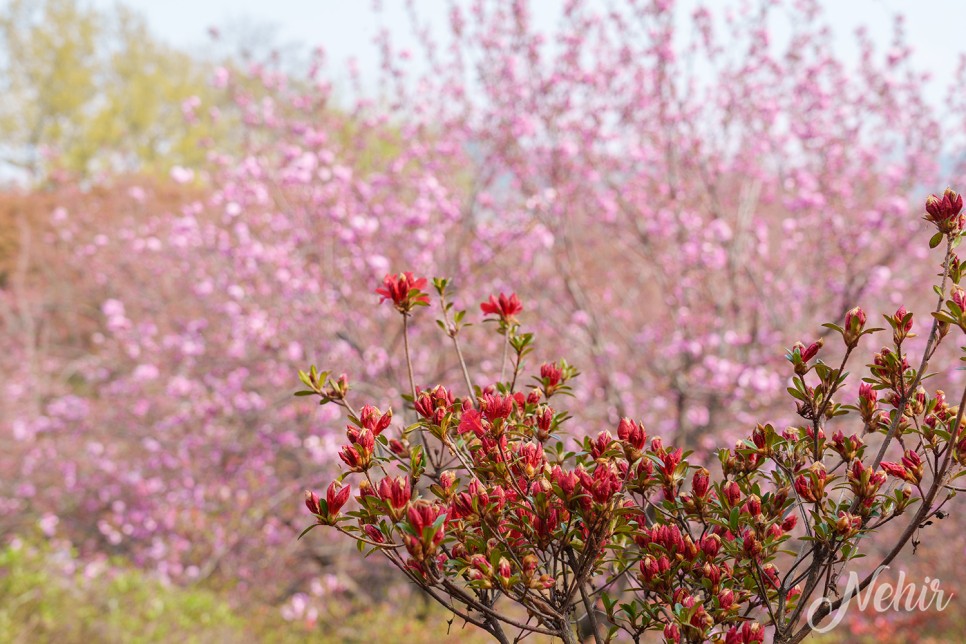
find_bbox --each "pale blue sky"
[89,0,964,103]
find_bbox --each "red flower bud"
[497,557,512,587]
[953,287,966,313]
[844,307,867,346]
[591,430,614,460]
[552,465,579,498]
[480,392,514,422]
[363,524,386,543]
[389,438,408,456]
[357,404,391,436]
[744,494,762,517]
[699,534,721,558]
[835,511,862,538]
[378,476,412,518]
[925,188,965,234]
[799,340,822,363]
[535,406,554,441]
[882,450,923,485]
[540,362,563,388]
[722,481,741,507]
[440,471,456,493]
[794,463,827,503]
[891,306,914,342]
[304,490,321,516]
[404,501,447,560]
[326,481,351,518]
[751,424,767,450]
[742,529,762,559]
[339,442,372,472]
[617,418,648,457]
[726,621,765,644]
[692,468,710,498]
[789,340,823,375]
[664,623,681,643]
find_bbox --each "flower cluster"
[298,193,966,644]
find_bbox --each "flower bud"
[744,494,762,517]
[663,623,681,643]
[699,534,721,558]
[925,188,964,234]
[497,557,513,588]
[722,481,741,507]
[890,306,914,343]
[835,511,862,538]
[363,524,386,544]
[751,424,767,450]
[844,307,867,347]
[389,438,409,456]
[304,490,322,516]
[787,340,823,375]
[378,476,412,519]
[692,468,710,498]
[794,463,827,503]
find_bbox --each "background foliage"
[3,0,966,641]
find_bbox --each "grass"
[0,540,493,643]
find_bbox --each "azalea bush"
[299,190,966,643]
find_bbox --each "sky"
[87,0,966,104]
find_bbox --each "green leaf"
[930,232,945,249]
[297,523,319,540]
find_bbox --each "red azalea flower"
[375,272,429,313]
[480,292,523,323]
